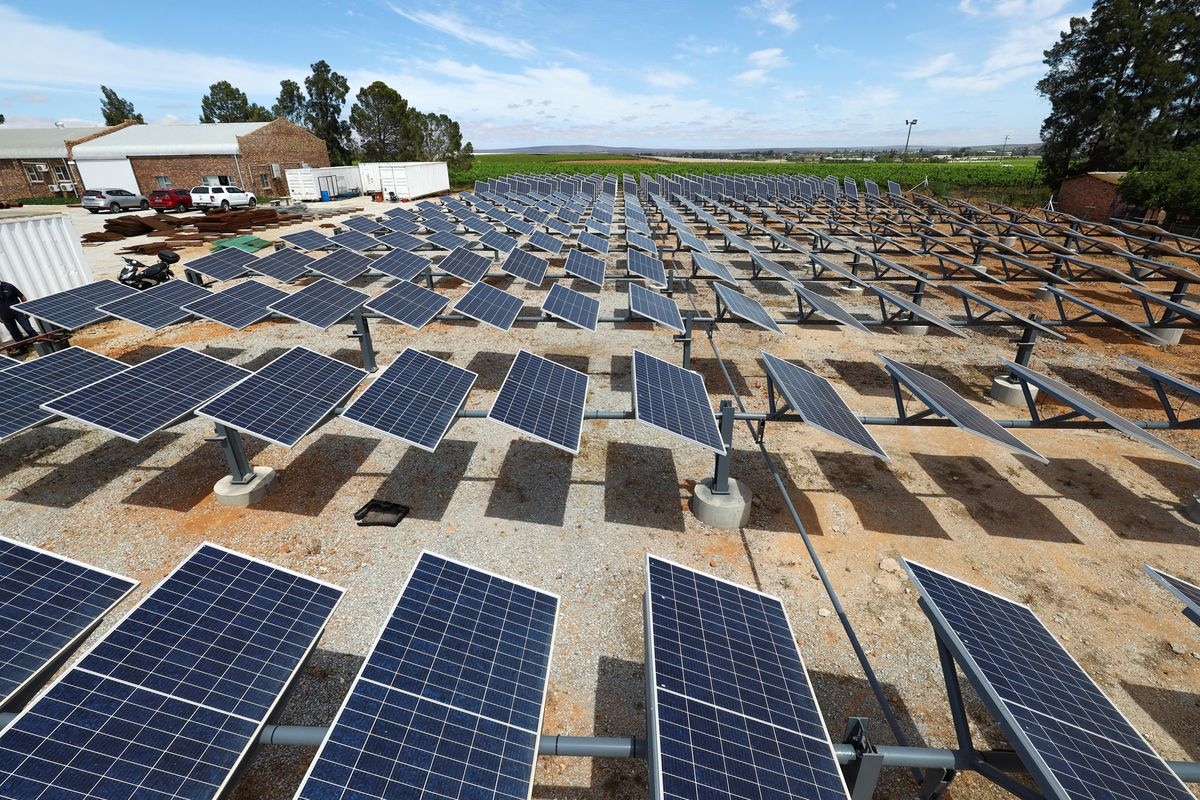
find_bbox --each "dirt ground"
[1,194,1198,800]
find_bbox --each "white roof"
[0,127,104,160]
[72,122,270,159]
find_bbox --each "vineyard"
[450,154,1049,204]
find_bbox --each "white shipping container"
[284,166,362,201]
[0,210,93,342]
[358,162,449,201]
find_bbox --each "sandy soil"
[1,194,1197,799]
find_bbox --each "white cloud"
[677,35,734,57]
[741,0,799,33]
[901,52,956,79]
[734,69,770,84]
[747,47,789,69]
[1,114,100,128]
[646,70,693,89]
[387,5,535,59]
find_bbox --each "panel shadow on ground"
[604,443,684,531]
[256,433,379,516]
[486,439,573,526]
[375,439,477,521]
[812,451,949,538]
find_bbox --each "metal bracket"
[840,718,884,800]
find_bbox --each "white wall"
[76,158,139,192]
[0,212,93,341]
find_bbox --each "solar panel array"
[252,248,315,282]
[268,278,371,330]
[295,552,557,800]
[310,249,372,282]
[488,350,589,453]
[13,280,137,331]
[454,281,524,330]
[632,350,725,454]
[541,283,599,331]
[182,279,289,329]
[0,347,128,439]
[627,250,668,288]
[528,230,563,255]
[366,281,449,329]
[501,248,549,286]
[184,248,258,281]
[629,284,684,332]
[0,537,137,709]
[646,556,851,800]
[904,560,1194,800]
[372,249,432,281]
[96,279,212,330]
[439,246,492,284]
[564,248,606,287]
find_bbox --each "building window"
[23,164,44,183]
[260,173,270,189]
[51,164,69,182]
[155,175,170,189]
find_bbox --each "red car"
[148,188,194,213]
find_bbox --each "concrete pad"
[894,324,930,336]
[990,375,1037,406]
[214,466,277,507]
[689,477,752,529]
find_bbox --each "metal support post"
[711,400,735,495]
[210,424,255,485]
[674,315,694,370]
[840,718,884,800]
[350,308,377,373]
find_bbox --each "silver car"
[82,188,150,214]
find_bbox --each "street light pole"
[903,119,918,157]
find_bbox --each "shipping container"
[284,166,362,202]
[0,210,93,342]
[357,162,449,201]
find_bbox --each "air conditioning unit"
[35,164,48,172]
[59,182,75,193]
[47,184,59,192]
[271,163,281,178]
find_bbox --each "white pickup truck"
[190,185,256,210]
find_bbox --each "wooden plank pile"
[83,207,306,248]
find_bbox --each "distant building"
[1057,172,1149,223]
[0,123,130,202]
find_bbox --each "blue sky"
[0,0,1087,148]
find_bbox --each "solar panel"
[341,349,476,451]
[381,218,421,235]
[500,248,549,286]
[577,230,611,255]
[0,355,16,369]
[370,249,431,282]
[281,230,336,251]
[421,215,458,234]
[488,349,589,454]
[691,252,739,285]
[504,216,536,236]
[182,279,289,329]
[294,552,557,800]
[329,229,386,253]
[427,230,469,251]
[564,248,606,287]
[342,215,390,234]
[0,347,128,439]
[251,248,315,282]
[1144,565,1200,623]
[750,252,801,285]
[184,248,258,281]
[761,352,886,459]
[310,249,372,282]
[366,281,449,329]
[628,250,668,288]
[95,279,212,330]
[528,230,563,255]
[0,537,136,709]
[646,556,850,800]
[546,217,573,236]
[453,282,524,330]
[632,349,725,454]
[383,206,418,221]
[481,229,518,254]
[13,280,137,331]
[881,356,1045,461]
[626,230,657,254]
[438,246,492,284]
[586,220,611,237]
[794,284,873,335]
[461,215,494,236]
[267,278,370,330]
[951,286,1064,340]
[377,230,425,251]
[870,285,968,338]
[542,283,599,331]
[0,543,343,800]
[674,226,710,253]
[196,347,365,447]
[628,284,684,332]
[44,348,250,442]
[1001,359,1200,467]
[713,283,783,334]
[903,559,1194,800]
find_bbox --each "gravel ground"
[2,195,1198,799]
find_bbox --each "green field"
[450,154,1048,204]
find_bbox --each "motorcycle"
[118,249,179,290]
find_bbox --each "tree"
[413,112,474,170]
[1037,0,1199,186]
[100,86,143,125]
[349,81,418,161]
[303,61,353,165]
[1118,144,1200,223]
[199,81,272,123]
[273,79,307,126]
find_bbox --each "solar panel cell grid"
[95,279,212,330]
[330,230,386,254]
[629,284,684,332]
[310,249,372,282]
[427,231,469,251]
[500,249,549,286]
[528,230,563,255]
[182,279,289,329]
[366,281,449,329]
[438,246,492,284]
[184,248,258,281]
[250,249,314,283]
[564,248,606,287]
[371,249,432,282]
[267,278,370,330]
[377,230,425,251]
[714,284,783,334]
[542,283,599,331]
[627,250,668,288]
[632,350,725,454]
[488,350,589,453]
[481,229,518,254]
[0,347,128,440]
[454,282,524,331]
[281,230,335,252]
[12,280,137,331]
[577,231,610,255]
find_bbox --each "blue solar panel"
[504,217,536,236]
[542,283,599,331]
[674,226,710,253]
[371,249,432,281]
[342,349,476,451]
[1145,566,1200,622]
[591,209,613,225]
[366,281,449,329]
[0,537,136,708]
[182,279,289,329]
[342,215,391,234]
[488,350,589,454]
[12,280,137,331]
[267,278,371,330]
[310,249,372,282]
[427,231,469,251]
[647,556,850,800]
[586,220,611,237]
[0,347,127,439]
[632,350,725,453]
[564,248,606,287]
[251,248,315,282]
[382,218,421,235]
[44,348,250,441]
[384,207,418,222]
[454,282,524,331]
[330,230,386,253]
[627,230,658,254]
[296,552,557,800]
[577,230,610,255]
[184,248,258,281]
[629,284,684,332]
[627,250,668,288]
[461,215,494,236]
[196,347,365,447]
[438,246,492,284]
[282,230,336,252]
[904,560,1194,800]
[95,279,212,330]
[422,215,458,234]
[528,230,563,255]
[714,283,783,334]
[546,217,573,236]
[378,230,425,251]
[500,248,549,286]
[691,252,738,285]
[481,229,518,253]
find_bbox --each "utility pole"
[1001,133,1010,161]
[903,119,918,158]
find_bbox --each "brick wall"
[237,118,331,197]
[1057,176,1120,222]
[128,154,242,195]
[0,158,85,202]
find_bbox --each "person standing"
[0,280,37,354]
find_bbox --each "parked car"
[190,185,256,210]
[148,188,194,213]
[81,188,150,214]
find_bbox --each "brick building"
[1057,171,1150,223]
[71,119,330,198]
[0,124,127,202]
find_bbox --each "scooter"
[118,249,179,290]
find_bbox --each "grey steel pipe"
[537,735,644,758]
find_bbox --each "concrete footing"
[990,376,1037,406]
[893,324,930,336]
[690,477,753,529]
[1035,286,1056,301]
[1185,491,1200,524]
[214,467,277,507]
[1145,327,1184,345]
[838,283,865,296]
